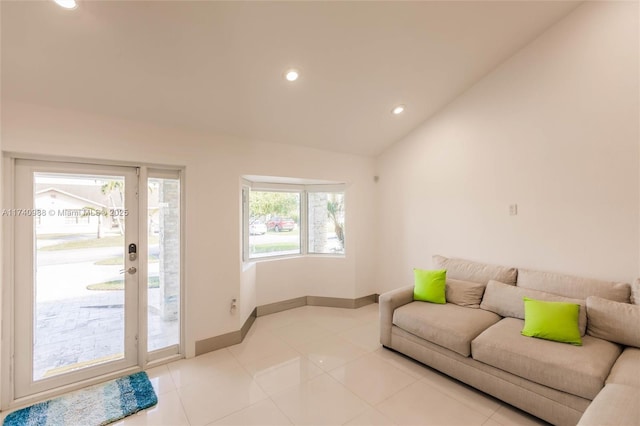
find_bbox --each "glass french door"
[13,160,140,398]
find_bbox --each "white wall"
[1,101,377,357]
[254,178,377,305]
[376,1,640,292]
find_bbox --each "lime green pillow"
[521,297,582,345]
[414,269,447,304]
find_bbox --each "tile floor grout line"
[320,368,374,423]
[339,400,384,426]
[266,394,297,426]
[370,349,428,380]
[174,385,195,426]
[366,372,420,409]
[415,374,500,422]
[200,397,271,426]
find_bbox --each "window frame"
[146,168,183,361]
[305,187,346,256]
[242,180,345,262]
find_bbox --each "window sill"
[245,253,345,265]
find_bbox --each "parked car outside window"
[266,217,295,232]
[249,220,267,235]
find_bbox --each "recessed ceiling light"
[285,69,299,82]
[392,105,406,115]
[53,0,78,9]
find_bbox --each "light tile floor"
[5,304,551,426]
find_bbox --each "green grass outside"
[94,255,159,265]
[40,236,124,251]
[251,242,300,254]
[87,276,160,291]
[37,233,77,240]
[40,235,159,251]
[266,228,300,236]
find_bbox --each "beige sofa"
[379,256,640,426]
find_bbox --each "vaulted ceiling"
[1,1,580,156]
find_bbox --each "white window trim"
[242,178,345,262]
[145,169,183,362]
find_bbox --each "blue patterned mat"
[3,372,157,426]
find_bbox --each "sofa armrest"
[379,285,414,347]
[577,384,640,426]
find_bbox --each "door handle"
[119,267,137,275]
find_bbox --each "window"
[248,190,301,258]
[147,171,181,355]
[308,191,344,255]
[243,180,345,261]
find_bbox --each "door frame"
[13,160,140,400]
[1,153,185,410]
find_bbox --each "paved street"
[36,245,161,267]
[36,259,159,301]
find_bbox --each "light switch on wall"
[509,204,518,216]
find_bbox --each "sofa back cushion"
[586,296,640,348]
[517,269,630,303]
[481,280,587,335]
[445,279,486,308]
[433,255,517,285]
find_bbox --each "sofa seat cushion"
[577,384,640,426]
[471,318,622,400]
[393,301,501,357]
[606,347,640,387]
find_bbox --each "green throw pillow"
[521,297,582,345]
[414,269,447,304]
